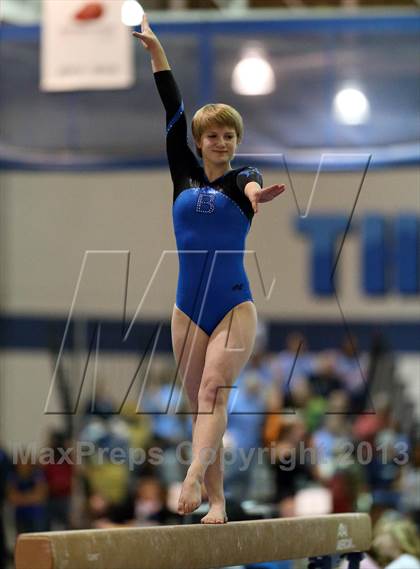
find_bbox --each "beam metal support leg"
[346,552,364,569]
[308,556,333,569]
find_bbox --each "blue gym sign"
[296,213,419,296]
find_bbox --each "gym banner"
[41,0,134,92]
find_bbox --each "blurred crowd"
[0,329,418,569]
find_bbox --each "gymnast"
[134,13,285,524]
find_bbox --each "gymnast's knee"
[198,374,231,411]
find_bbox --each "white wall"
[0,167,418,320]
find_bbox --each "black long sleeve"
[153,70,201,199]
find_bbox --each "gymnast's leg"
[192,418,225,523]
[171,305,226,522]
[177,300,257,518]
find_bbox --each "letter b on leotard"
[196,192,216,214]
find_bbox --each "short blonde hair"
[191,103,243,158]
[373,517,420,567]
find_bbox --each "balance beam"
[15,513,371,569]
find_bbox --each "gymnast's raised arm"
[133,14,200,194]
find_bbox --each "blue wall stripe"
[362,215,387,295]
[1,15,420,41]
[1,316,418,352]
[395,215,419,294]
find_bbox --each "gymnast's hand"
[132,13,159,51]
[246,183,286,214]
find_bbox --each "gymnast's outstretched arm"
[133,14,200,197]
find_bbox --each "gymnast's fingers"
[142,12,150,29]
[132,32,148,49]
[268,183,285,195]
[259,184,286,202]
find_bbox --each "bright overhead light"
[333,87,370,125]
[232,46,275,96]
[121,0,144,27]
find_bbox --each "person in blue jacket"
[134,13,285,523]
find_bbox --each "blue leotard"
[154,70,263,336]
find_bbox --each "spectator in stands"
[310,389,366,512]
[353,392,392,445]
[80,448,131,510]
[398,438,420,529]
[91,475,181,528]
[120,401,153,478]
[333,335,368,411]
[373,517,420,569]
[143,380,187,448]
[320,390,366,512]
[268,412,317,517]
[7,455,48,534]
[309,351,345,399]
[43,430,73,530]
[0,444,12,566]
[83,381,116,420]
[132,476,180,526]
[141,362,189,486]
[363,417,409,511]
[79,380,132,506]
[301,383,328,433]
[270,332,315,407]
[121,401,152,450]
[312,390,353,480]
[328,450,365,513]
[224,366,271,501]
[79,414,131,508]
[88,491,134,528]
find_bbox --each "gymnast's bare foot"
[201,501,228,524]
[177,475,202,515]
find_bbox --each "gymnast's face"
[197,125,238,164]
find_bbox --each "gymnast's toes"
[201,504,228,524]
[201,516,228,524]
[177,478,202,515]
